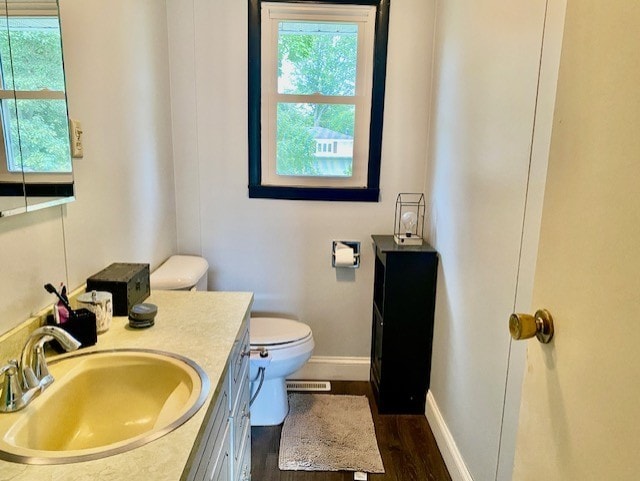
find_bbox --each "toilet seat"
[250,317,312,348]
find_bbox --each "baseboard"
[425,390,474,481]
[288,355,370,381]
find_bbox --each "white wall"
[424,0,552,479]
[167,0,436,358]
[0,0,176,333]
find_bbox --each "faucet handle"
[0,360,26,412]
[0,360,18,378]
[33,343,54,390]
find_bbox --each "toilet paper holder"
[332,241,361,268]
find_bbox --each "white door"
[495,1,568,479]
[426,1,567,480]
[512,1,640,479]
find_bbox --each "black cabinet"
[370,235,438,414]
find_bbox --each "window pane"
[0,17,67,174]
[0,22,13,89]
[2,99,21,172]
[14,99,71,173]
[276,102,355,177]
[7,17,65,91]
[277,21,358,96]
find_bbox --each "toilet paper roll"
[335,246,355,267]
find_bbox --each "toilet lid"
[150,255,209,290]
[250,317,312,346]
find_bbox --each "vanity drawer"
[231,357,249,419]
[205,426,230,481]
[232,367,250,469]
[234,418,251,481]
[229,325,249,411]
[189,386,229,481]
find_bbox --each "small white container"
[77,290,113,333]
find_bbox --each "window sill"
[249,185,379,202]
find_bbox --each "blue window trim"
[248,0,390,202]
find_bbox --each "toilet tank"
[150,255,209,291]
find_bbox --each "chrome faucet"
[0,326,81,413]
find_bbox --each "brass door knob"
[509,309,554,344]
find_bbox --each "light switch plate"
[354,472,367,481]
[69,118,83,158]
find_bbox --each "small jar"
[129,303,158,329]
[77,290,113,333]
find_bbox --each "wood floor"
[251,381,452,481]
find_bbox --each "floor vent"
[286,381,331,392]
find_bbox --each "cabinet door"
[386,252,437,411]
[373,254,386,313]
[188,388,230,481]
[229,327,250,410]
[234,415,251,481]
[210,448,231,481]
[232,363,250,476]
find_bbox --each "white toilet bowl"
[249,317,314,426]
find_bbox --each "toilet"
[151,257,313,426]
[249,317,314,426]
[150,255,209,291]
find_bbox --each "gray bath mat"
[278,393,385,473]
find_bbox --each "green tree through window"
[276,22,358,177]
[0,16,70,174]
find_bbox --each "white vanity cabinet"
[186,317,251,481]
[0,291,254,481]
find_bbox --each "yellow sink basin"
[0,349,210,464]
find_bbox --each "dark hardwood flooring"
[251,381,452,481]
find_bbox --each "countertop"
[0,290,253,481]
[371,234,437,253]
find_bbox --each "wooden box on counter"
[86,263,150,316]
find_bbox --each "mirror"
[0,0,24,216]
[0,0,73,218]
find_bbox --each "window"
[248,0,390,202]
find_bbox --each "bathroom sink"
[0,349,210,464]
